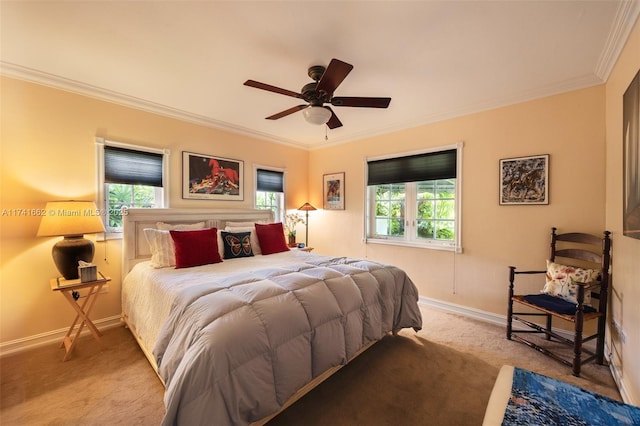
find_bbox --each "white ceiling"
[2,1,639,149]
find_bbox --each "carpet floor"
[0,307,620,425]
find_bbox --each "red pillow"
[169,228,222,268]
[255,222,290,255]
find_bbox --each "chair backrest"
[549,227,612,312]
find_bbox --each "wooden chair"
[506,227,611,376]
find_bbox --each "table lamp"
[37,201,106,280]
[297,202,317,247]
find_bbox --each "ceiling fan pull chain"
[325,126,328,140]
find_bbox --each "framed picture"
[499,154,549,205]
[323,172,345,210]
[623,69,640,239]
[182,151,244,200]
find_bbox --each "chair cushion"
[523,294,597,315]
[542,260,600,305]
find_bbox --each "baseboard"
[0,315,122,358]
[606,351,636,405]
[419,296,507,327]
[419,296,596,346]
[419,296,634,406]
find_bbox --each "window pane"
[376,201,390,216]
[390,218,404,236]
[436,179,455,198]
[373,184,405,237]
[435,221,455,240]
[375,218,389,235]
[106,183,159,230]
[415,179,456,241]
[255,190,283,222]
[417,220,435,239]
[436,200,455,220]
[417,199,434,219]
[390,201,404,218]
[417,181,435,197]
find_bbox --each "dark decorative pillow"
[169,228,222,268]
[221,231,254,259]
[254,222,290,255]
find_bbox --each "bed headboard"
[122,208,274,277]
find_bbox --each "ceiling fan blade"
[266,105,308,120]
[316,59,353,95]
[325,107,343,129]
[331,97,391,108]
[244,80,303,99]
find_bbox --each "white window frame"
[364,142,463,252]
[96,137,170,239]
[254,165,286,223]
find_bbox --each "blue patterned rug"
[503,367,640,425]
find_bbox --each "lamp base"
[52,236,95,280]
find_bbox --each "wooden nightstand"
[50,273,111,361]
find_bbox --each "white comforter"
[122,251,422,425]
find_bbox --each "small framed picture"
[182,151,244,200]
[499,154,549,205]
[323,172,345,210]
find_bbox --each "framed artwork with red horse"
[182,151,244,201]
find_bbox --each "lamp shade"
[302,106,331,125]
[297,202,317,212]
[37,201,105,280]
[37,201,106,237]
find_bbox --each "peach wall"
[309,86,606,314]
[0,76,308,343]
[605,16,640,404]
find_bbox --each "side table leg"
[59,282,105,361]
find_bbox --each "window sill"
[365,237,462,253]
[96,232,123,242]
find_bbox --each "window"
[255,167,285,222]
[365,143,462,251]
[96,138,169,235]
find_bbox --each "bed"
[121,208,423,425]
[483,365,640,425]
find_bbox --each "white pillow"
[542,260,600,305]
[143,228,175,268]
[156,221,205,230]
[225,226,262,255]
[144,226,224,267]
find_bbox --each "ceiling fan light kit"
[303,106,332,125]
[244,58,391,130]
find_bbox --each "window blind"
[256,169,284,192]
[367,149,457,185]
[104,146,163,187]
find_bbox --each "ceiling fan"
[244,58,391,129]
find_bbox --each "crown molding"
[595,0,640,80]
[0,61,310,150]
